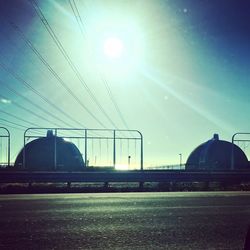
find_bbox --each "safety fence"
[0,127,10,167]
[23,128,143,170]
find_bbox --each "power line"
[31,0,112,127]
[69,0,130,131]
[68,0,85,36]
[0,61,85,128]
[0,93,61,127]
[101,74,130,130]
[0,118,44,136]
[9,21,102,129]
[0,83,99,138]
[0,109,40,127]
[29,0,118,128]
[0,121,24,131]
[0,80,83,128]
[0,117,27,129]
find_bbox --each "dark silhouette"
[186,134,249,171]
[14,130,85,171]
[244,226,250,250]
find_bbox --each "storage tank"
[186,134,249,170]
[14,130,85,171]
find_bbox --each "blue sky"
[0,0,250,167]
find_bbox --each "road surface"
[0,192,250,249]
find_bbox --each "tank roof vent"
[47,130,54,137]
[213,133,219,140]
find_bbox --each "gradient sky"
[0,0,250,167]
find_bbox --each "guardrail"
[0,170,250,183]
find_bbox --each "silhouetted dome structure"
[14,130,85,171]
[186,134,249,171]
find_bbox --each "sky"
[0,0,250,168]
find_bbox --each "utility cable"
[0,117,28,129]
[69,0,130,131]
[9,22,101,129]
[0,93,61,127]
[0,121,23,131]
[0,80,83,128]
[0,109,40,127]
[30,0,117,128]
[0,61,85,128]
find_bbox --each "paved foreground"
[0,192,250,249]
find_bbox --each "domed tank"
[186,134,249,171]
[14,130,85,171]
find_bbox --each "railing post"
[231,134,235,171]
[85,129,87,167]
[7,131,10,167]
[113,130,116,168]
[141,134,143,171]
[54,129,57,170]
[23,130,27,169]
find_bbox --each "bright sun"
[103,37,124,59]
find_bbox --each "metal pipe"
[231,134,236,171]
[179,153,182,168]
[85,129,87,167]
[7,131,10,167]
[135,130,143,171]
[231,132,250,170]
[24,135,141,140]
[113,130,116,167]
[23,130,26,169]
[54,129,57,170]
[0,127,10,167]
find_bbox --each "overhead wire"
[68,0,85,36]
[29,0,117,128]
[0,110,49,145]
[69,0,130,131]
[0,95,92,138]
[0,61,85,128]
[0,117,28,129]
[9,21,100,129]
[1,84,100,138]
[0,109,40,127]
[0,93,62,127]
[1,94,101,139]
[101,74,130,130]
[0,118,47,137]
[0,109,83,139]
[0,121,23,131]
[0,80,82,128]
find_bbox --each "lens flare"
[103,37,124,59]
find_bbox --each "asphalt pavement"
[0,191,250,249]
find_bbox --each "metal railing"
[231,132,250,170]
[0,127,10,167]
[23,128,143,170]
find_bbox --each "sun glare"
[115,164,129,171]
[87,14,144,75]
[103,37,124,59]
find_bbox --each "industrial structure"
[186,134,249,171]
[12,127,143,171]
[1,128,250,186]
[14,130,85,171]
